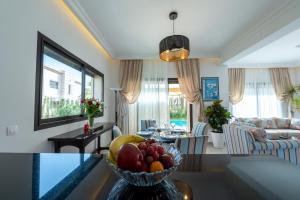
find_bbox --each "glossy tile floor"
[206,142,227,154]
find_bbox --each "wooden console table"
[48,122,114,153]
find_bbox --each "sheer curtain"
[231,68,283,118]
[137,60,171,130]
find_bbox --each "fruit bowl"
[107,145,182,186]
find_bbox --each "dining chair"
[112,125,122,138]
[191,122,208,136]
[141,120,157,131]
[100,125,122,154]
[175,136,208,154]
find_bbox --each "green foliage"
[289,85,300,111]
[42,97,81,119]
[204,100,231,133]
[292,96,300,110]
[170,107,187,120]
[169,95,187,120]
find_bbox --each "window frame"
[34,32,104,131]
[168,78,193,131]
[84,71,95,98]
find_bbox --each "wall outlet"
[7,125,18,136]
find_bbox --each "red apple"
[117,143,144,172]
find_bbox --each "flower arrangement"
[81,98,103,128]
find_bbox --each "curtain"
[118,60,143,134]
[269,68,292,102]
[228,68,245,104]
[176,59,205,121]
[119,60,143,104]
[136,60,169,130]
[231,68,283,118]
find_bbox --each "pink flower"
[88,100,92,105]
[81,99,85,104]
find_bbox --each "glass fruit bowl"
[106,145,182,186]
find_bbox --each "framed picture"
[201,77,219,101]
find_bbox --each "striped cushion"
[191,122,208,136]
[223,124,254,154]
[175,136,208,154]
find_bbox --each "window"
[35,32,104,130]
[231,69,283,118]
[85,74,94,99]
[168,79,192,131]
[49,80,59,89]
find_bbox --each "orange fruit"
[149,161,164,172]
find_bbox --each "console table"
[48,122,114,153]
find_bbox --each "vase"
[88,116,94,129]
[211,131,225,148]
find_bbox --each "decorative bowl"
[106,145,182,186]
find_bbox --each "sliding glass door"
[168,78,192,131]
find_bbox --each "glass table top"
[0,153,300,200]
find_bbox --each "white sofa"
[235,117,300,139]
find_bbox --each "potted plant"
[204,100,231,148]
[288,85,300,117]
[81,98,103,129]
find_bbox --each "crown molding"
[222,0,300,64]
[227,62,300,68]
[63,0,116,58]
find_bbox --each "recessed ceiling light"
[296,44,300,48]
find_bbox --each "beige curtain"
[228,68,245,105]
[118,60,143,134]
[176,58,205,121]
[120,60,143,104]
[269,68,292,102]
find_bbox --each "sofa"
[235,117,300,139]
[223,123,300,165]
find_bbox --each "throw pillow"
[275,118,291,129]
[260,118,277,129]
[290,118,300,130]
[233,121,256,127]
[248,128,267,142]
[236,118,261,127]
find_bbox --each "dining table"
[136,128,189,143]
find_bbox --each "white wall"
[0,0,120,153]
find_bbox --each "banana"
[107,151,116,166]
[109,134,145,162]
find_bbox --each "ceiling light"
[159,12,190,62]
[296,44,300,48]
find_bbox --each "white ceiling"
[233,27,300,66]
[67,0,289,60]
